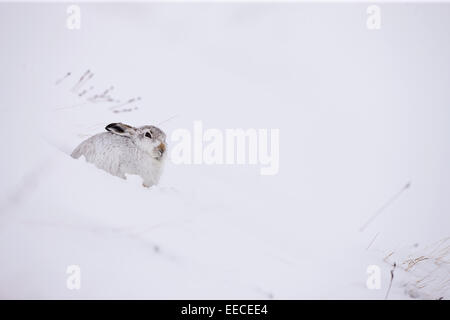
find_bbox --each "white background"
[0,3,449,299]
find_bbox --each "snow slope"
[0,3,449,299]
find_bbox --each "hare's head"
[105,123,167,160]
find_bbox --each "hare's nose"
[157,143,166,154]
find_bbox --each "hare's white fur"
[71,123,167,187]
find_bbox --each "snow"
[0,3,449,299]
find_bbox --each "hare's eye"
[145,132,152,139]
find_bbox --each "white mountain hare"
[71,123,167,187]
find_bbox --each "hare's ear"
[105,123,136,137]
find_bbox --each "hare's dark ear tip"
[105,123,124,133]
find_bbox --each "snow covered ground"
[0,2,449,299]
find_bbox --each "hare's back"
[73,132,135,161]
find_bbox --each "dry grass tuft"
[384,237,450,299]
